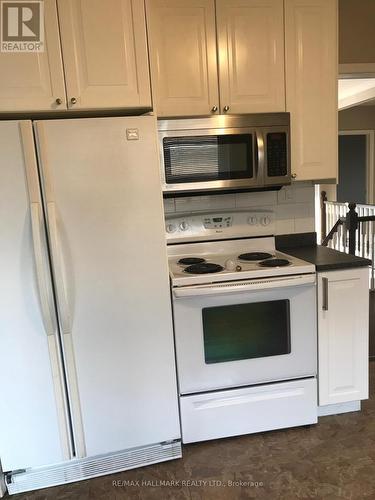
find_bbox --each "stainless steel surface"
[158,126,259,194]
[255,129,264,182]
[70,97,77,105]
[158,113,290,132]
[158,113,291,195]
[55,98,62,105]
[322,277,329,311]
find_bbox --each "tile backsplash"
[164,182,315,235]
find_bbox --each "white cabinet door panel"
[217,0,285,114]
[146,0,219,117]
[57,0,151,109]
[0,0,66,111]
[318,268,369,406]
[285,0,338,181]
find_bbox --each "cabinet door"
[0,0,66,111]
[146,0,219,117]
[216,0,285,114]
[318,268,369,406]
[285,0,338,181]
[57,0,151,109]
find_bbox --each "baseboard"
[6,440,181,495]
[318,400,361,417]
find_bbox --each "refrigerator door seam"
[34,121,87,459]
[19,121,73,462]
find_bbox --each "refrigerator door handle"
[30,202,57,336]
[47,201,72,335]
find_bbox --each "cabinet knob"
[223,105,230,112]
[211,105,218,112]
[70,97,77,105]
[291,173,297,179]
[55,98,62,105]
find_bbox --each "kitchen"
[0,0,372,498]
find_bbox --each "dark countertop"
[276,232,371,272]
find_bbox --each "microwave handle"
[255,129,265,181]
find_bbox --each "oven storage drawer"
[179,378,317,443]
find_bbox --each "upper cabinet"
[216,0,285,114]
[0,0,338,183]
[145,0,219,117]
[0,0,66,112]
[146,0,286,117]
[285,0,338,181]
[57,0,151,110]
[0,0,151,112]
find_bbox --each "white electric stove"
[166,209,318,444]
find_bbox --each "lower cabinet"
[317,268,369,406]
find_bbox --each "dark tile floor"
[9,363,375,500]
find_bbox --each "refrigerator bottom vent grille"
[6,441,182,495]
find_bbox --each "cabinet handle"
[70,97,77,105]
[55,98,62,105]
[291,173,297,179]
[223,105,230,112]
[322,277,329,311]
[211,105,218,112]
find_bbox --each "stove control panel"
[203,216,233,229]
[165,210,275,243]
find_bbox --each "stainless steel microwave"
[158,113,291,196]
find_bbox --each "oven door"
[172,274,317,395]
[159,128,261,194]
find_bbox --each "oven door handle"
[173,274,316,298]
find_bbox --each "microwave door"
[159,128,259,195]
[263,127,291,186]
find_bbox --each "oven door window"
[202,300,291,364]
[163,134,253,184]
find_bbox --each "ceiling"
[338,78,375,109]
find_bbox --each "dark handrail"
[323,202,375,255]
[321,217,344,247]
[320,190,327,241]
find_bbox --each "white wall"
[339,106,375,202]
[164,182,315,235]
[339,0,375,64]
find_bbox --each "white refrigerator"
[0,116,181,494]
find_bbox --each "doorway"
[338,130,374,204]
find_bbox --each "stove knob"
[166,223,177,233]
[247,216,258,225]
[261,216,271,226]
[225,259,236,271]
[180,221,189,231]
